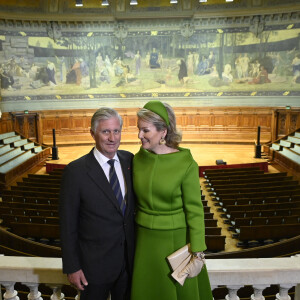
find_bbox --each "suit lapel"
[85,149,122,213]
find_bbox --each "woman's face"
[138,119,166,153]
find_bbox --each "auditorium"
[0,0,300,299]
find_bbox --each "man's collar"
[93,147,119,166]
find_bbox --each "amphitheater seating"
[0,132,51,189]
[269,129,300,165]
[0,168,226,252]
[204,167,300,247]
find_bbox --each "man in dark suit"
[59,107,135,300]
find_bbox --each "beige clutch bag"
[167,244,191,286]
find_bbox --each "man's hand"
[67,269,88,290]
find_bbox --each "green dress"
[131,147,213,300]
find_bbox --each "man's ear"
[90,128,95,141]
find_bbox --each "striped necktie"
[107,159,126,215]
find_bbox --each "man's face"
[91,117,121,159]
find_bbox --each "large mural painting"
[1,18,300,102]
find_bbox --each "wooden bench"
[17,181,60,189]
[2,214,59,226]
[209,179,297,191]
[11,185,60,194]
[224,201,300,212]
[3,189,59,198]
[205,235,226,252]
[0,201,58,211]
[0,205,58,217]
[212,181,299,195]
[2,194,59,205]
[214,188,300,200]
[203,167,261,175]
[229,208,300,219]
[205,227,222,236]
[233,215,300,227]
[206,172,288,186]
[238,223,300,241]
[9,222,60,239]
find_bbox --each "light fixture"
[130,0,138,5]
[75,0,83,6]
[170,0,178,3]
[102,0,109,6]
[225,0,234,2]
[199,0,207,2]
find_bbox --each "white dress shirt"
[93,147,126,198]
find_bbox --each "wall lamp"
[170,0,178,3]
[102,0,109,5]
[130,0,138,5]
[199,0,207,2]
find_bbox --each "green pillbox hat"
[143,100,170,126]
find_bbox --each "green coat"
[131,147,213,300]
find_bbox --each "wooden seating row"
[2,189,59,198]
[0,201,58,210]
[204,169,264,180]
[228,208,300,219]
[212,181,299,195]
[214,188,300,200]
[2,194,59,205]
[17,181,60,189]
[209,179,297,191]
[0,205,58,217]
[217,194,300,207]
[238,224,300,241]
[205,172,288,185]
[223,200,300,212]
[2,214,59,225]
[203,167,261,175]
[233,215,300,227]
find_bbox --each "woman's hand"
[178,252,205,278]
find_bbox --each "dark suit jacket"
[59,148,135,284]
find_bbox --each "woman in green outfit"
[131,100,213,300]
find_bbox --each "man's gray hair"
[91,107,123,133]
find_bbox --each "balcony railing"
[0,255,300,300]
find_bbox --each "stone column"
[23,283,42,300]
[0,282,19,300]
[225,285,241,300]
[47,285,64,300]
[276,284,294,300]
[251,284,270,300]
[295,283,300,300]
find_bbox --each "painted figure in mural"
[56,56,67,83]
[96,53,104,74]
[114,58,125,77]
[71,59,82,85]
[0,65,15,89]
[249,60,260,78]
[158,52,163,69]
[46,60,57,86]
[80,58,89,77]
[208,51,216,70]
[7,58,17,77]
[193,52,199,73]
[222,64,233,83]
[145,52,150,68]
[196,55,209,76]
[235,54,243,79]
[104,55,114,77]
[28,63,39,80]
[134,51,142,76]
[240,53,250,78]
[292,53,300,83]
[249,65,271,84]
[187,51,194,76]
[99,65,111,84]
[177,59,188,85]
[150,48,160,69]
